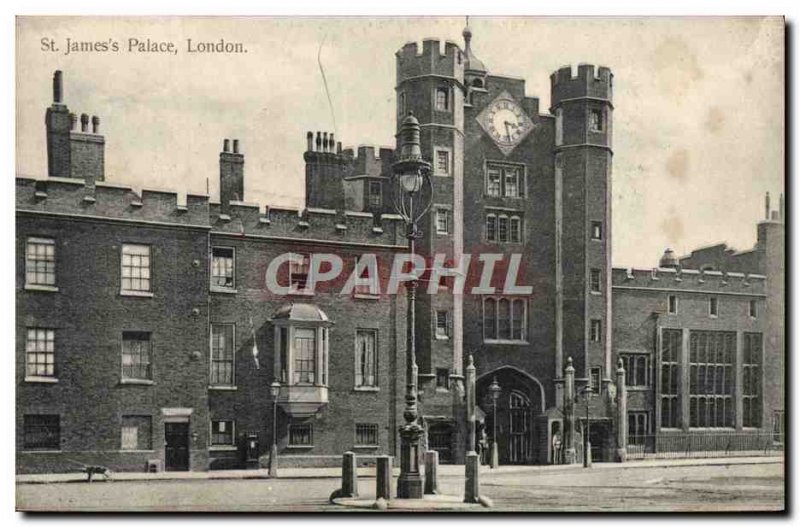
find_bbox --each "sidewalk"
[16,455,783,485]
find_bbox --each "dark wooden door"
[508,391,532,464]
[165,422,190,471]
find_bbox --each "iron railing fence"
[627,431,784,460]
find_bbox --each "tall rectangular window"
[294,328,316,384]
[210,324,234,385]
[621,354,649,387]
[689,331,735,428]
[509,216,522,243]
[435,310,450,339]
[590,109,604,132]
[435,150,450,176]
[435,87,449,111]
[742,333,762,428]
[628,412,648,444]
[668,295,678,315]
[26,328,55,378]
[486,168,501,196]
[355,329,377,388]
[498,215,509,242]
[368,181,382,207]
[398,92,406,118]
[749,299,758,318]
[211,247,235,289]
[23,415,60,451]
[436,368,450,390]
[121,415,152,450]
[121,244,151,293]
[590,319,602,342]
[25,237,56,286]
[355,423,378,446]
[709,297,718,317]
[590,268,602,293]
[289,422,313,446]
[486,214,497,241]
[591,221,603,241]
[660,329,681,429]
[122,332,152,381]
[289,254,310,292]
[211,419,235,446]
[435,209,450,235]
[504,168,520,197]
[590,367,601,391]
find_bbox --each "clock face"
[477,92,534,155]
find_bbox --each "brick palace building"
[16,27,784,473]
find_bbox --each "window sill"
[287,290,315,297]
[209,445,238,452]
[209,385,238,391]
[687,427,736,431]
[120,290,154,298]
[210,287,238,294]
[435,335,450,341]
[627,386,650,391]
[483,339,529,346]
[354,386,380,392]
[21,450,62,454]
[590,291,602,296]
[120,378,155,386]
[25,376,58,383]
[285,445,314,450]
[24,284,59,293]
[119,449,156,454]
[433,173,451,178]
[352,445,380,449]
[435,388,450,393]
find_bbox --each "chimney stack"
[765,192,771,220]
[220,138,244,213]
[53,70,63,104]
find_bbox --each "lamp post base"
[584,441,592,468]
[397,423,424,499]
[268,443,279,477]
[489,442,499,469]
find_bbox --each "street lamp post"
[488,377,501,469]
[269,380,280,477]
[392,112,432,499]
[581,385,594,468]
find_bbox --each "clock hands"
[504,120,518,141]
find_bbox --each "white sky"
[15,16,784,267]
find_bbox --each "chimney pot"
[322,132,329,153]
[337,141,342,154]
[233,139,240,154]
[69,113,77,131]
[53,70,63,104]
[315,131,322,150]
[80,113,89,132]
[329,133,335,153]
[91,115,100,134]
[306,131,314,152]
[223,139,230,152]
[765,192,771,220]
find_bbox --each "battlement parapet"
[396,38,465,82]
[16,177,209,227]
[612,266,765,295]
[550,63,613,107]
[208,201,406,247]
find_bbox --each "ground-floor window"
[742,333,762,428]
[23,414,60,450]
[689,331,735,428]
[121,415,153,450]
[660,329,681,429]
[621,354,649,387]
[289,422,313,446]
[628,411,648,444]
[355,423,378,446]
[211,420,235,446]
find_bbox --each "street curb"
[16,456,783,485]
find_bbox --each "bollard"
[341,451,359,498]
[424,450,439,494]
[464,452,480,503]
[376,455,392,501]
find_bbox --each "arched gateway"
[477,367,546,465]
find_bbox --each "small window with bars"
[590,319,602,342]
[290,254,310,292]
[590,109,604,132]
[590,268,602,293]
[368,181,382,207]
[121,244,151,293]
[435,150,450,176]
[122,332,152,381]
[749,299,758,318]
[355,329,377,388]
[289,423,313,446]
[591,221,603,241]
[435,209,450,235]
[668,295,678,315]
[211,247,235,289]
[435,87,450,111]
[590,367,601,392]
[26,237,56,287]
[435,310,450,339]
[26,328,55,378]
[24,414,60,450]
[709,297,719,317]
[355,423,378,446]
[211,420,235,445]
[436,368,450,390]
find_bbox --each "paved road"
[16,461,784,512]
